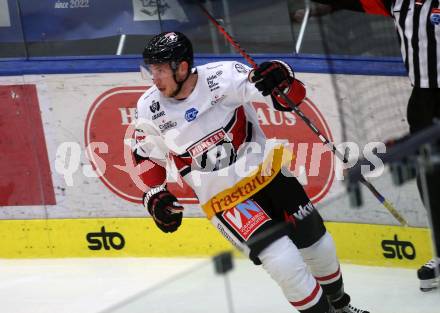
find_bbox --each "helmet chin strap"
[170,62,191,98]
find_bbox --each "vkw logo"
[381,234,416,260]
[86,226,125,250]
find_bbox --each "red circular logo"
[85,87,334,205]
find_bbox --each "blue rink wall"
[0,53,407,76]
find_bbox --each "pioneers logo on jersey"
[186,128,236,171]
[222,199,271,240]
[185,108,198,122]
[187,129,229,158]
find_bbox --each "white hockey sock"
[258,236,324,311]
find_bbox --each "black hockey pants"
[407,87,440,257]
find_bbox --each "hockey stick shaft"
[199,4,257,68]
[199,2,408,226]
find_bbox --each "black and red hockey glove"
[144,185,184,233]
[249,60,306,108]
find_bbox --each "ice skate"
[332,294,370,313]
[417,258,440,292]
[335,304,370,313]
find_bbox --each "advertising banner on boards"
[0,70,425,227]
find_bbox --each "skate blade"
[419,278,439,292]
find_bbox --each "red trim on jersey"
[171,153,192,172]
[290,281,321,307]
[360,0,391,16]
[314,266,341,282]
[229,106,247,150]
[139,159,166,187]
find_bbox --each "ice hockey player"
[133,31,369,313]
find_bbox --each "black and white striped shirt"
[391,0,440,88]
[315,0,440,88]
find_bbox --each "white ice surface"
[0,257,438,313]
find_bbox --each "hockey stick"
[198,2,409,226]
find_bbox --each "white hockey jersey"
[134,61,292,219]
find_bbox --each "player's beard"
[170,83,181,98]
[170,69,192,99]
[158,82,178,98]
[170,75,188,99]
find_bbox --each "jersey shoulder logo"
[150,100,160,113]
[234,63,248,74]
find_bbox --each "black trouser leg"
[407,87,440,257]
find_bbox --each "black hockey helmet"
[143,31,193,70]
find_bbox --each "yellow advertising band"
[0,217,432,269]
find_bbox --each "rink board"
[0,218,432,268]
[0,58,432,267]
[0,71,426,227]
